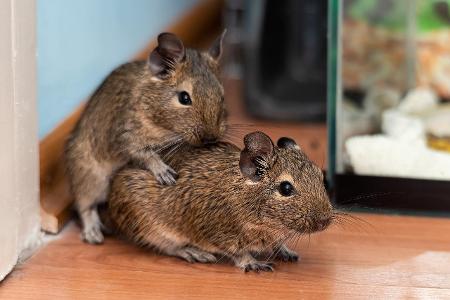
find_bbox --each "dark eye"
[279,181,294,197]
[178,91,192,105]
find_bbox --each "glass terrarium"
[328,0,450,213]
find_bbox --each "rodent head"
[140,31,227,146]
[239,132,333,234]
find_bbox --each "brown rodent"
[65,31,228,244]
[108,131,333,272]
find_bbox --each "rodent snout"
[187,129,220,146]
[201,134,218,145]
[318,215,332,230]
[314,215,332,232]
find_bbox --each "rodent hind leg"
[167,246,217,264]
[74,167,111,244]
[71,157,113,244]
[79,207,105,244]
[273,244,299,262]
[233,252,274,272]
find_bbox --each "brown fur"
[65,32,227,244]
[108,132,333,272]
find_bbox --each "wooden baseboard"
[40,0,224,233]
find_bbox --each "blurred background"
[331,0,450,212]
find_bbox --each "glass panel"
[332,0,450,182]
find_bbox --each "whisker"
[331,211,376,234]
[338,192,401,205]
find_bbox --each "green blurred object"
[348,0,450,32]
[417,0,450,32]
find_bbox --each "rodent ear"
[277,137,300,150]
[148,32,185,78]
[208,29,227,61]
[239,131,275,181]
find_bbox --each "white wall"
[0,0,40,281]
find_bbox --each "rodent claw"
[81,226,104,244]
[276,246,299,262]
[151,162,177,185]
[281,253,298,262]
[156,171,177,185]
[289,254,299,262]
[243,262,274,273]
[167,167,177,176]
[174,247,217,264]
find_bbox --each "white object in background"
[424,107,450,138]
[345,87,449,181]
[398,87,438,114]
[346,135,450,180]
[363,87,401,126]
[0,0,40,281]
[382,109,426,146]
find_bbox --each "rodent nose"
[201,135,217,145]
[316,215,331,231]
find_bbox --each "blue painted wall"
[37,0,198,138]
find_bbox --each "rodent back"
[66,61,146,161]
[108,143,247,245]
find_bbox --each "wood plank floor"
[2,214,450,299]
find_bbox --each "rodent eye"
[279,181,294,197]
[178,91,192,105]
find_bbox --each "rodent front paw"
[243,262,274,273]
[174,247,217,264]
[153,164,178,185]
[275,245,299,262]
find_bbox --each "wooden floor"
[2,214,450,299]
[2,79,450,298]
